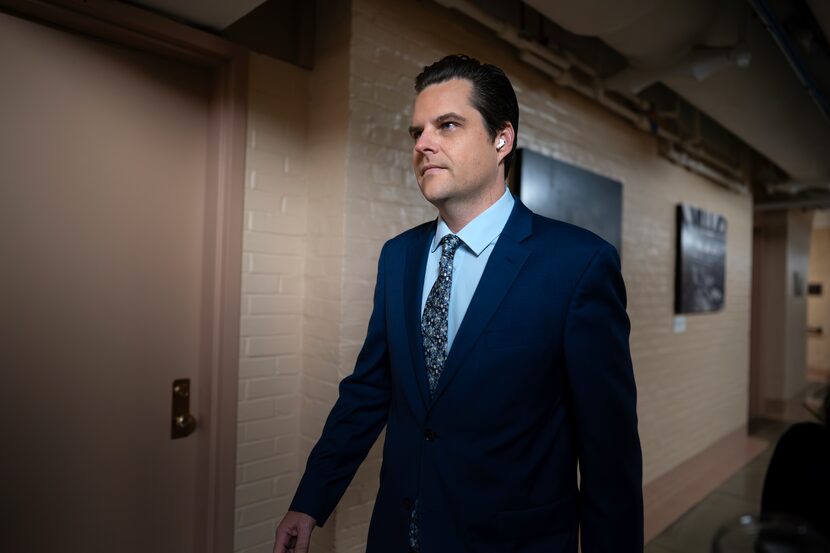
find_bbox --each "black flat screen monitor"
[512,148,623,256]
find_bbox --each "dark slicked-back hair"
[415,54,519,177]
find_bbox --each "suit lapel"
[403,225,433,413]
[429,200,533,407]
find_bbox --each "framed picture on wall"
[675,204,727,314]
[511,148,623,256]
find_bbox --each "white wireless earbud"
[497,137,506,150]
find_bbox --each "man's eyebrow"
[435,112,466,124]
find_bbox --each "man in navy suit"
[274,54,643,553]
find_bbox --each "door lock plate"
[171,378,197,439]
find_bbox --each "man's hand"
[273,511,316,553]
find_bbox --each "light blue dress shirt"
[421,187,515,350]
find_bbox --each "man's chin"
[418,180,449,202]
[419,188,451,207]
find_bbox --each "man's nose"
[414,130,437,154]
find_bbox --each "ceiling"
[125,0,267,30]
[523,0,830,207]
[125,0,830,208]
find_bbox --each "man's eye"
[441,121,458,130]
[411,131,421,140]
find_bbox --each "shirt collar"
[431,187,515,256]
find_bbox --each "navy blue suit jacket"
[290,199,643,552]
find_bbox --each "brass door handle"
[175,414,197,434]
[171,379,197,439]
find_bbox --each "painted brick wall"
[331,0,754,548]
[234,0,755,550]
[234,3,353,551]
[234,53,310,553]
[301,1,353,551]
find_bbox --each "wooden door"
[0,10,226,552]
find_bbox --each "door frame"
[0,1,247,551]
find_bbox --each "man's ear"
[495,124,515,164]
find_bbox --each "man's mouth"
[421,164,445,176]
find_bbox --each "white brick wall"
[235,0,756,550]
[332,0,753,548]
[301,2,352,550]
[235,53,310,553]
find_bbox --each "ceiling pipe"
[663,146,749,195]
[436,0,569,68]
[605,45,752,94]
[435,0,649,111]
[755,197,830,211]
[766,180,830,195]
[434,0,750,194]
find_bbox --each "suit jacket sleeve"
[288,246,392,526]
[564,242,643,552]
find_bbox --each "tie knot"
[440,234,462,257]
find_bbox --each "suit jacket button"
[402,497,412,510]
[424,429,436,441]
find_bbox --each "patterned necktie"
[422,233,463,398]
[409,234,462,552]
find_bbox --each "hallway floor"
[644,420,784,553]
[645,381,827,553]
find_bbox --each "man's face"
[409,78,502,209]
